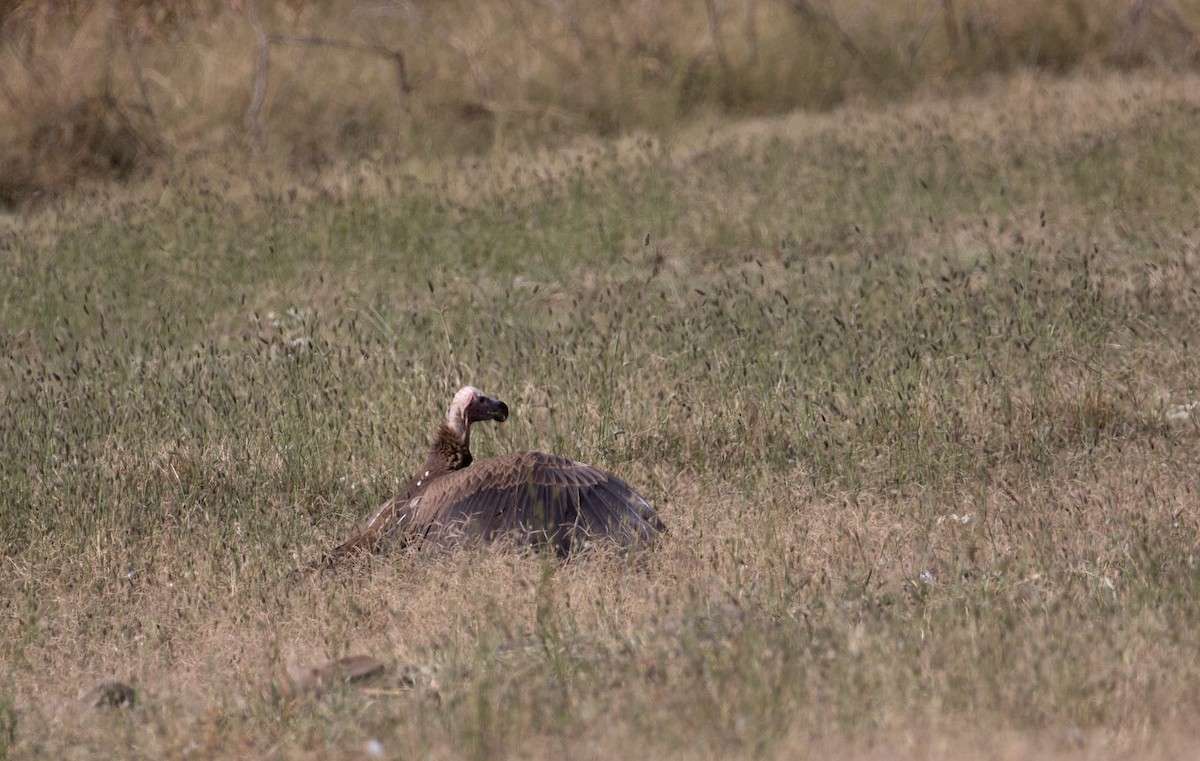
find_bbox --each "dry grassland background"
[2,1,1200,760]
[1,0,1199,203]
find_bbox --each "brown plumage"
[322,386,663,562]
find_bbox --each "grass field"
[3,65,1200,758]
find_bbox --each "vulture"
[321,386,664,562]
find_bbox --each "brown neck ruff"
[430,421,472,472]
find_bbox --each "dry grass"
[2,0,1199,204]
[2,66,1200,758]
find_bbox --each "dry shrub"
[0,2,163,206]
[0,94,158,205]
[0,0,1198,206]
[933,0,1109,73]
[1110,0,1200,66]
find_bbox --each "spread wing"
[415,451,663,554]
[320,488,419,562]
[319,451,663,564]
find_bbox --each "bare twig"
[1118,0,1198,63]
[441,32,492,101]
[95,4,162,161]
[745,0,760,65]
[499,0,585,75]
[779,0,864,61]
[704,0,732,77]
[941,0,961,59]
[569,0,595,57]
[0,68,19,113]
[100,5,119,104]
[266,34,413,94]
[118,14,161,139]
[245,0,269,151]
[903,0,941,70]
[242,9,420,151]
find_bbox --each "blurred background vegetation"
[1,0,1197,207]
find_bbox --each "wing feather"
[324,450,663,563]
[413,451,661,551]
[584,477,647,543]
[324,492,420,561]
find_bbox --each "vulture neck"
[429,418,473,472]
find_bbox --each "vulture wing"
[322,490,415,560]
[414,451,663,554]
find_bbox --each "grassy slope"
[2,70,1200,759]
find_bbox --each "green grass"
[2,71,1200,759]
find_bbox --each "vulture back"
[412,451,663,554]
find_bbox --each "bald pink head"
[445,386,509,438]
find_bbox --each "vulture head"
[446,385,509,439]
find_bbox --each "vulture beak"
[491,400,510,422]
[468,393,509,423]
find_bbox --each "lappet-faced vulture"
[321,386,663,562]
